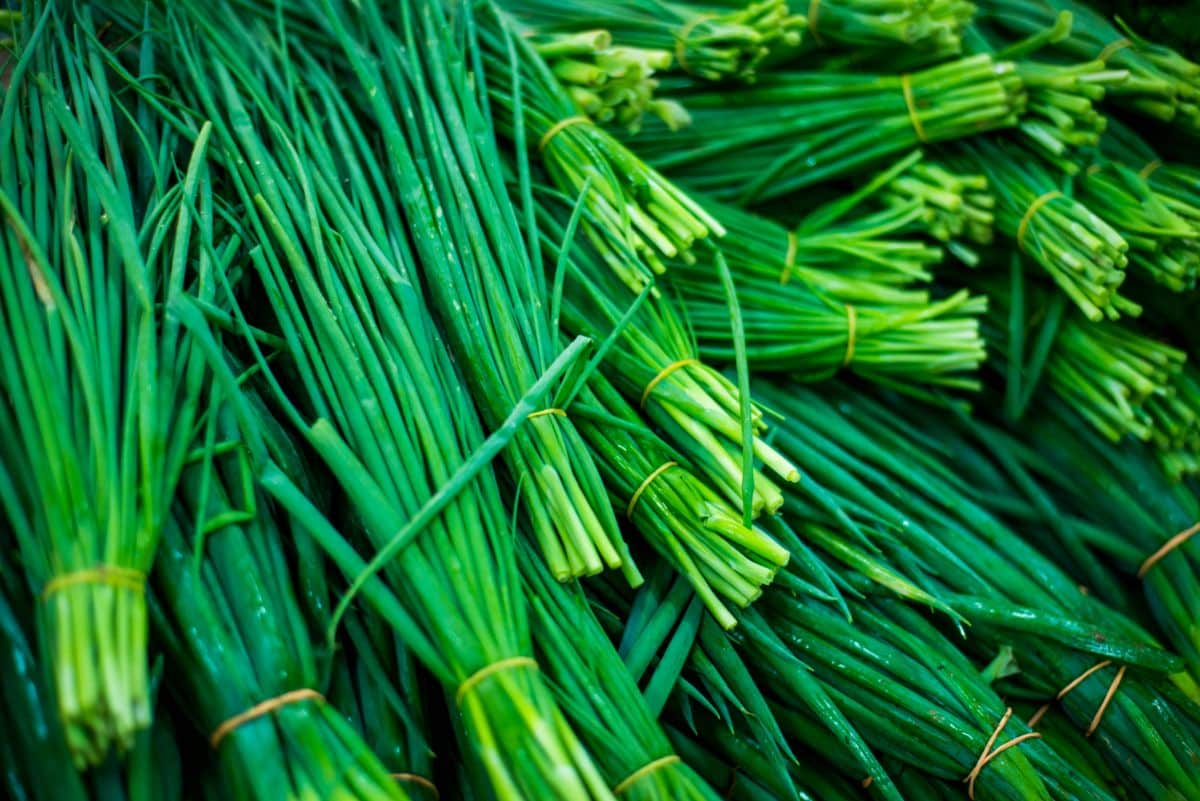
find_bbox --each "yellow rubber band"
[675,14,715,74]
[1086,163,1104,177]
[42,565,146,599]
[641,359,699,408]
[210,688,323,748]
[901,74,928,143]
[1098,37,1132,62]
[1086,665,1126,737]
[1138,521,1200,578]
[1057,660,1113,699]
[780,230,799,285]
[627,461,679,519]
[1026,704,1051,728]
[538,115,590,154]
[807,0,823,45]
[456,657,538,706]
[527,408,567,420]
[613,755,682,795]
[392,774,440,799]
[842,304,857,367]
[963,708,1040,800]
[1017,191,1063,252]
[1139,159,1163,179]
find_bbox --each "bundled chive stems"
[502,0,803,82]
[633,53,1025,204]
[0,7,217,765]
[790,0,976,57]
[479,5,726,285]
[6,0,1200,800]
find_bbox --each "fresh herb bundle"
[633,53,1025,205]
[878,155,997,262]
[0,7,217,764]
[976,0,1200,130]
[479,4,726,285]
[1103,118,1200,234]
[951,137,1134,320]
[502,0,803,82]
[524,30,686,132]
[789,0,976,57]
[537,196,800,516]
[163,3,616,797]
[571,374,789,627]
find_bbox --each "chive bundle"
[479,5,726,285]
[0,8,216,765]
[503,0,804,82]
[952,137,1134,320]
[789,0,976,56]
[632,53,1025,204]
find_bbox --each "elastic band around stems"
[209,688,323,748]
[538,115,590,153]
[1139,159,1163,179]
[42,565,146,599]
[1087,665,1126,736]
[392,773,440,799]
[527,408,567,420]
[456,657,539,706]
[1098,38,1132,62]
[901,74,928,143]
[1138,521,1200,577]
[613,755,682,795]
[780,230,799,284]
[1017,191,1063,252]
[807,0,823,45]
[675,14,715,74]
[842,304,857,367]
[641,358,700,407]
[963,707,1041,800]
[627,461,679,519]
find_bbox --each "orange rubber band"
[901,74,928,143]
[842,305,857,367]
[1098,38,1132,62]
[392,774,440,799]
[641,359,699,407]
[627,462,679,519]
[210,688,323,748]
[675,15,715,74]
[538,116,590,153]
[808,0,824,45]
[780,230,799,285]
[1087,665,1127,736]
[1138,521,1200,578]
[963,708,1041,800]
[1017,191,1063,252]
[527,408,567,420]
[43,565,145,599]
[456,657,538,706]
[613,755,681,795]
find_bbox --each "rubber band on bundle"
[780,230,799,284]
[43,565,146,599]
[210,688,323,748]
[901,74,928,143]
[1027,660,1126,737]
[392,774,440,799]
[627,462,679,519]
[456,657,539,706]
[963,707,1041,800]
[842,304,857,367]
[538,116,590,153]
[1017,191,1063,252]
[1139,159,1163,179]
[527,408,567,420]
[641,359,699,407]
[1098,38,1132,62]
[1138,522,1200,577]
[675,15,715,74]
[807,0,824,45]
[614,755,681,795]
